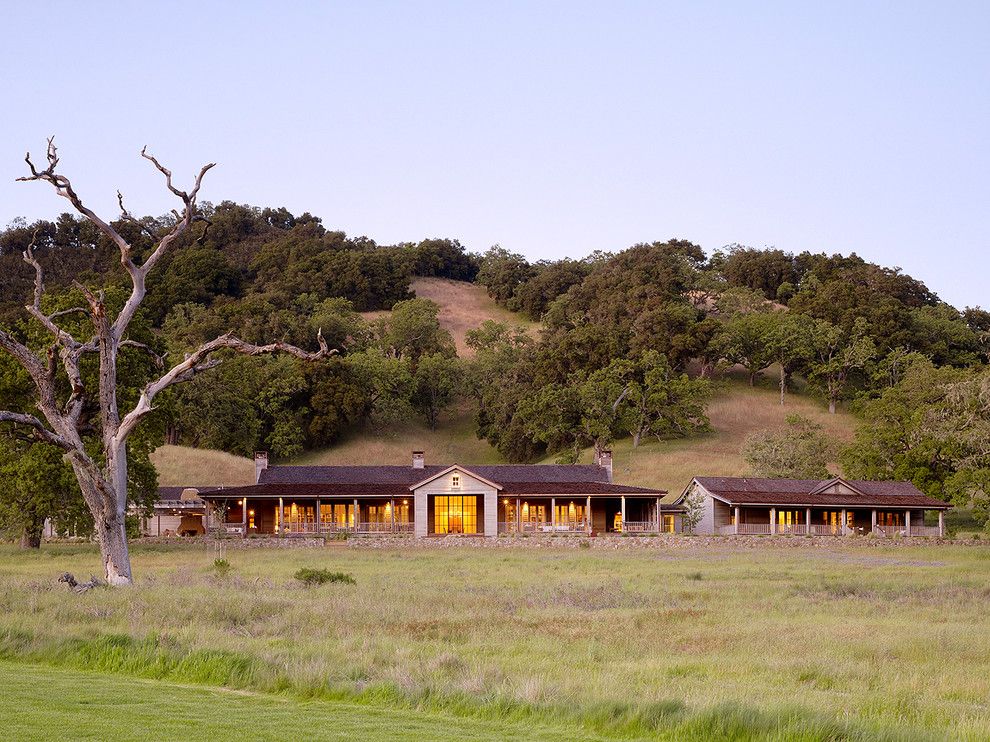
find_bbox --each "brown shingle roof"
[693,477,949,509]
[198,465,664,499]
[258,464,611,486]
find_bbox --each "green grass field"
[2,540,989,740]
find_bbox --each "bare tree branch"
[119,339,165,368]
[0,410,72,450]
[115,331,333,444]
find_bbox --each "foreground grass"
[0,661,602,741]
[2,541,989,739]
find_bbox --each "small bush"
[330,532,349,541]
[686,572,703,581]
[212,558,231,578]
[579,540,591,549]
[293,568,356,586]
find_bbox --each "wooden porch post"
[241,498,247,536]
[315,498,321,534]
[390,497,395,532]
[586,495,591,534]
[905,510,911,537]
[354,498,359,532]
[551,497,556,530]
[278,497,284,535]
[805,507,811,535]
[656,497,661,533]
[770,507,776,535]
[620,495,626,533]
[516,497,521,534]
[938,510,944,538]
[871,509,877,535]
[734,506,740,535]
[840,508,847,536]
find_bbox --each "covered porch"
[715,504,945,537]
[205,496,415,536]
[496,495,679,535]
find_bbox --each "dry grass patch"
[150,445,255,487]
[292,404,502,466]
[562,377,858,496]
[362,277,539,356]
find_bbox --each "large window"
[434,495,478,534]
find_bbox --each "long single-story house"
[681,476,950,537]
[197,451,678,537]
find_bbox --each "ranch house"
[195,451,679,537]
[683,476,950,537]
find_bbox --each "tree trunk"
[19,529,41,549]
[749,371,756,387]
[633,429,642,448]
[829,398,837,415]
[97,510,133,586]
[779,365,786,405]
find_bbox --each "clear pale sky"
[1,2,986,309]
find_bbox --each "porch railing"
[776,523,808,535]
[809,524,847,536]
[736,523,771,535]
[498,521,589,534]
[622,521,659,533]
[873,525,940,538]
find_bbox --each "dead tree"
[0,139,333,585]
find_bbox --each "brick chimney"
[254,451,269,484]
[596,449,613,482]
[412,451,425,469]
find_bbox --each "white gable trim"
[408,464,503,491]
[808,477,866,497]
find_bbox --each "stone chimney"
[596,449,613,482]
[412,451,425,469]
[254,451,269,484]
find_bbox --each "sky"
[1,1,987,309]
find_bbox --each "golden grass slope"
[150,445,255,487]
[364,277,540,356]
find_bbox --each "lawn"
[1,540,989,740]
[0,661,597,741]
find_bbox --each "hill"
[153,376,857,495]
[560,377,857,498]
[151,278,860,492]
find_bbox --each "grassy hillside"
[364,276,540,356]
[292,403,503,467]
[151,279,859,490]
[566,378,858,498]
[150,446,255,487]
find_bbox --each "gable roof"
[408,465,504,491]
[690,477,949,509]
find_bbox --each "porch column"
[586,495,592,534]
[278,497,284,535]
[871,509,877,534]
[620,495,626,532]
[840,508,847,536]
[905,510,911,537]
[805,507,811,535]
[770,507,776,535]
[938,510,945,538]
[315,498,321,534]
[354,498,359,532]
[551,498,556,530]
[241,498,247,536]
[734,506,740,535]
[656,497,661,533]
[516,497,521,533]
[390,497,395,532]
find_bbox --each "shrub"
[293,568,356,586]
[686,572,703,581]
[579,540,591,549]
[212,558,231,578]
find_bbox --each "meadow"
[1,540,989,740]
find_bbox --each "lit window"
[452,474,460,488]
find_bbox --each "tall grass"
[1,541,988,739]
